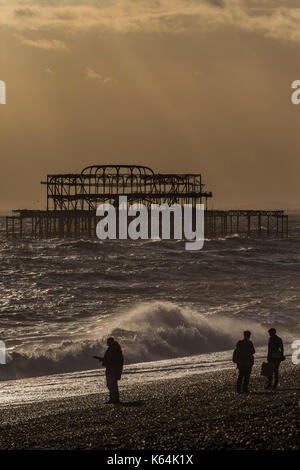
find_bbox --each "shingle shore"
[0,362,298,450]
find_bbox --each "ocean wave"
[1,301,268,380]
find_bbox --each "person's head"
[243,330,251,340]
[268,328,276,337]
[107,337,115,347]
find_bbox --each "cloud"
[44,67,55,75]
[86,67,101,80]
[86,67,114,84]
[14,8,36,17]
[1,1,300,44]
[205,0,225,7]
[17,34,68,49]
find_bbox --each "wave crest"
[2,302,267,380]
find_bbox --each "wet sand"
[0,361,298,450]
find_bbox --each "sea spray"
[2,301,267,380]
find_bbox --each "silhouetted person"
[233,330,255,394]
[265,328,284,390]
[94,337,124,404]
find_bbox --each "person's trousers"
[106,369,120,402]
[267,360,280,388]
[237,365,252,393]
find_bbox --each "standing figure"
[94,337,124,404]
[265,328,284,390]
[233,330,255,394]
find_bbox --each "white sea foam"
[1,301,281,380]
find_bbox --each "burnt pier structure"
[6,165,288,239]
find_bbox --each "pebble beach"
[0,361,298,450]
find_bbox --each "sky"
[1,0,300,211]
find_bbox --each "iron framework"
[5,165,288,239]
[42,165,212,211]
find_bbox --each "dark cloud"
[54,11,78,21]
[14,8,36,17]
[206,0,224,7]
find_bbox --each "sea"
[0,212,299,407]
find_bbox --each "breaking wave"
[2,302,268,380]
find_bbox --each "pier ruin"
[6,165,288,239]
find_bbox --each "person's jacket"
[268,335,284,362]
[102,341,124,379]
[234,339,255,367]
